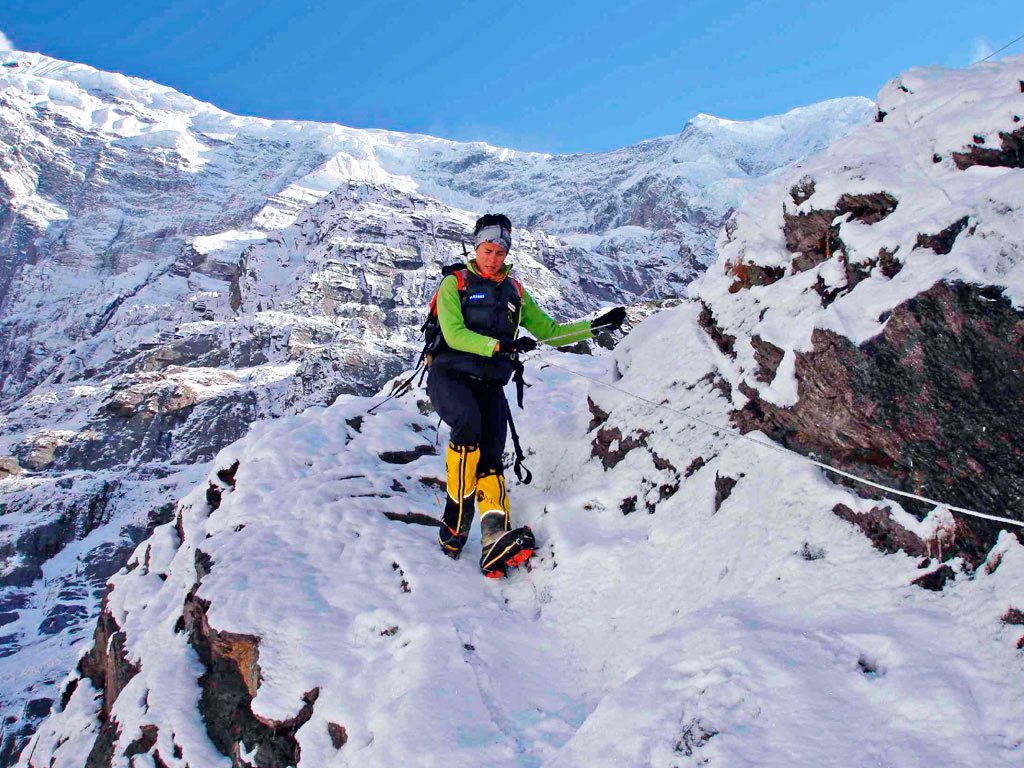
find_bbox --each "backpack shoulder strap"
[509,277,523,299]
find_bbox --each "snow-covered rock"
[16,55,1024,767]
[0,49,872,760]
[693,54,1024,562]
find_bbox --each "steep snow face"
[24,314,1024,767]
[0,48,873,760]
[20,55,1024,767]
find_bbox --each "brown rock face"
[915,216,971,255]
[784,209,843,272]
[728,262,785,293]
[952,126,1024,170]
[698,303,736,357]
[835,192,899,225]
[183,587,318,767]
[76,597,140,768]
[735,281,1024,564]
[750,336,785,383]
[78,599,140,721]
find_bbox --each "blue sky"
[1,1,1020,153]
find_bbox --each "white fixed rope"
[539,357,1024,530]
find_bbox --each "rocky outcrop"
[952,126,1024,170]
[914,216,971,255]
[735,281,1024,564]
[77,600,140,768]
[183,592,318,767]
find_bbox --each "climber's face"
[475,241,507,279]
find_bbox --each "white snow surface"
[26,307,1024,767]
[8,49,1024,767]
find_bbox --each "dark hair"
[473,213,512,235]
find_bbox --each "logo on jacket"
[468,292,486,301]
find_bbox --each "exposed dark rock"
[216,460,240,489]
[912,565,956,591]
[59,677,79,711]
[832,504,928,557]
[800,542,826,561]
[391,562,411,593]
[591,426,649,470]
[915,216,970,255]
[587,396,610,431]
[727,262,785,293]
[328,722,348,749]
[346,416,363,433]
[835,192,898,224]
[714,474,737,512]
[952,126,1024,170]
[206,483,223,512]
[878,247,903,279]
[1002,608,1024,626]
[0,456,22,478]
[674,718,718,756]
[381,511,441,528]
[684,456,706,478]
[734,282,1023,563]
[875,110,887,123]
[620,496,638,515]
[784,209,844,272]
[39,603,89,635]
[750,336,785,383]
[123,724,159,759]
[56,379,200,471]
[84,718,120,768]
[183,588,319,767]
[697,303,736,357]
[700,371,732,400]
[789,176,816,205]
[378,445,435,464]
[417,476,445,491]
[195,549,214,582]
[813,274,843,307]
[24,698,52,719]
[78,599,140,721]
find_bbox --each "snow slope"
[20,55,1024,767]
[24,317,1024,766]
[0,46,873,758]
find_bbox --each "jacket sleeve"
[436,275,498,357]
[519,288,593,346]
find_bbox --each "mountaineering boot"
[438,443,480,558]
[480,525,536,579]
[477,471,535,578]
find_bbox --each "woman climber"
[427,213,627,577]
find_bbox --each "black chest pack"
[421,263,524,369]
[370,262,533,482]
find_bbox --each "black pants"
[427,364,508,475]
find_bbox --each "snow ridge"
[19,55,1024,767]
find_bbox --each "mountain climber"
[428,213,627,577]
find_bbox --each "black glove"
[496,337,538,357]
[592,306,627,332]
